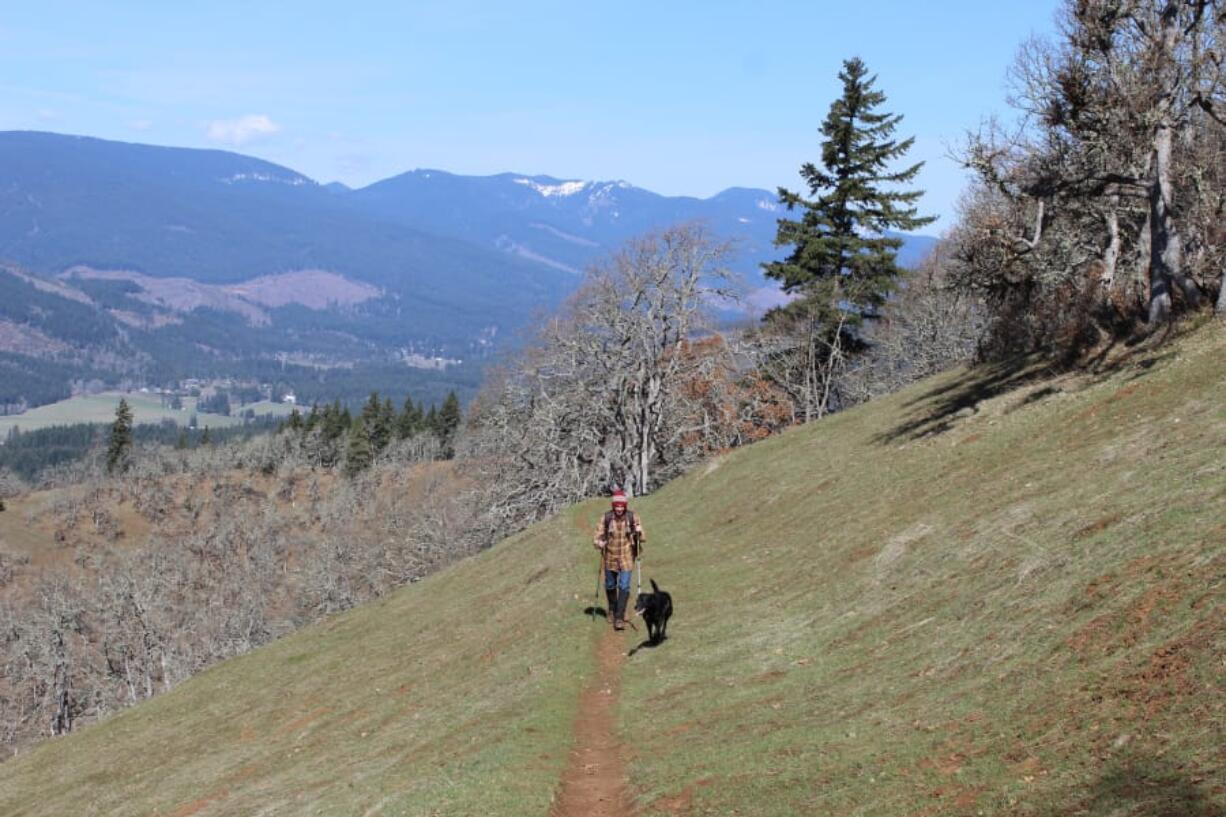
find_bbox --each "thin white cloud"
[745,285,795,314]
[205,114,280,146]
[128,118,153,131]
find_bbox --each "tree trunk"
[1101,201,1120,288]
[51,632,72,736]
[817,314,847,419]
[1148,119,1181,324]
[1147,4,1203,324]
[1217,274,1226,314]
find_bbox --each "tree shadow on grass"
[873,337,1178,445]
[873,356,1044,444]
[1033,751,1222,817]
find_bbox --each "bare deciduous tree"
[954,0,1225,349]
[460,223,739,528]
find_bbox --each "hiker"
[593,488,645,631]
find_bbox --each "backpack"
[602,509,640,553]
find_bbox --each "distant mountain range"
[345,170,936,308]
[0,131,938,411]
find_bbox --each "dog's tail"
[650,578,659,593]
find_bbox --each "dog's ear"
[651,578,659,593]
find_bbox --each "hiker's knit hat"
[611,489,628,508]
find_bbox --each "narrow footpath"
[550,627,635,817]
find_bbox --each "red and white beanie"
[611,488,628,508]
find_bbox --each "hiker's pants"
[604,568,632,592]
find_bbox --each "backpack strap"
[603,509,637,541]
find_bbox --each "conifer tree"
[765,57,934,320]
[424,405,438,437]
[200,426,212,445]
[321,401,348,443]
[106,398,134,474]
[343,416,373,477]
[360,392,392,454]
[303,404,320,434]
[397,397,423,440]
[380,397,396,440]
[436,391,462,459]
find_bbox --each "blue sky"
[0,1,1060,227]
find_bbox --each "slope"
[1,322,1222,816]
[0,507,602,816]
[621,322,1226,815]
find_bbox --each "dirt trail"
[551,628,636,817]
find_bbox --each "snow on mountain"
[513,178,591,197]
[219,172,312,186]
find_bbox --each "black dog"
[633,579,673,644]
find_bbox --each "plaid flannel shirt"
[594,512,645,572]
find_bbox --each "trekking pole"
[593,556,602,622]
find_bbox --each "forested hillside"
[0,132,937,414]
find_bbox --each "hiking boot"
[614,588,629,631]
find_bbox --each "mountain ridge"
[0,130,938,409]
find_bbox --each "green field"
[1,322,1222,816]
[0,392,293,435]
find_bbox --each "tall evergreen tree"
[343,416,374,477]
[424,405,439,438]
[106,398,134,474]
[360,392,392,454]
[303,404,320,434]
[321,400,348,443]
[764,57,934,319]
[397,397,423,440]
[380,397,396,441]
[436,391,462,459]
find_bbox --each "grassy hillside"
[622,322,1225,816]
[1,322,1222,816]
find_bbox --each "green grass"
[0,392,292,434]
[620,324,1226,815]
[1,323,1222,816]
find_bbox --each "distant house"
[284,393,297,405]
